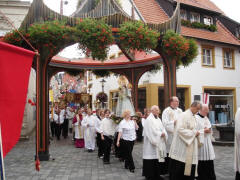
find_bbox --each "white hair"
[151,105,159,111]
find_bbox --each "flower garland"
[181,20,217,32]
[118,21,160,52]
[3,20,77,56]
[161,30,198,67]
[76,19,114,61]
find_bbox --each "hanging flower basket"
[118,21,160,52]
[76,18,114,61]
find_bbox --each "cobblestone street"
[4,134,235,180]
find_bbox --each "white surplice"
[82,115,97,150]
[169,109,202,176]
[235,108,240,173]
[143,113,168,162]
[196,114,215,161]
[162,107,182,153]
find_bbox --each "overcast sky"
[24,0,240,22]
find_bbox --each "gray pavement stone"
[4,134,235,180]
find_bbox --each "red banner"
[0,42,35,157]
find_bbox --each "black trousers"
[62,119,69,138]
[169,158,196,180]
[121,139,135,170]
[236,171,240,180]
[114,132,122,158]
[103,136,113,162]
[50,121,56,137]
[97,133,104,157]
[55,123,63,140]
[197,160,216,180]
[142,159,165,180]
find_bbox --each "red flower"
[86,29,89,32]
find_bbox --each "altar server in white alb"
[162,96,182,173]
[169,101,202,180]
[100,109,116,164]
[82,108,97,152]
[196,104,216,180]
[142,105,168,180]
[235,107,240,180]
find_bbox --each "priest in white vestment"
[169,101,202,180]
[162,96,182,174]
[235,107,240,180]
[82,109,97,152]
[196,104,216,180]
[142,105,168,180]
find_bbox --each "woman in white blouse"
[116,110,138,173]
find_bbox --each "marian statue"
[115,76,135,117]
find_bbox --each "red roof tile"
[133,0,169,24]
[181,21,240,46]
[174,0,224,14]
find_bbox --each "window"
[190,12,200,23]
[203,16,213,25]
[202,45,215,67]
[180,9,187,20]
[223,49,235,69]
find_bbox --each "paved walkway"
[4,134,235,180]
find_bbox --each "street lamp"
[60,0,68,15]
[100,79,106,92]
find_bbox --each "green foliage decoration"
[118,21,160,52]
[181,19,217,32]
[76,19,114,61]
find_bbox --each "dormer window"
[190,12,200,23]
[180,9,187,20]
[203,16,213,25]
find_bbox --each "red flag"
[0,42,35,157]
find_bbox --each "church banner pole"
[0,124,6,180]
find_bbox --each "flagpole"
[0,124,6,180]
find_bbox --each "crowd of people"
[49,97,220,180]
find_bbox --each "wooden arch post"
[36,56,51,161]
[163,58,177,108]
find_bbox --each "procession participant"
[66,106,75,134]
[116,110,138,173]
[62,105,69,139]
[72,109,84,148]
[96,109,105,158]
[82,108,97,152]
[196,104,216,180]
[142,108,151,139]
[169,101,202,180]
[55,107,65,140]
[162,96,182,173]
[114,119,123,161]
[142,105,168,180]
[235,107,240,180]
[49,109,56,138]
[100,109,116,164]
[135,112,143,142]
